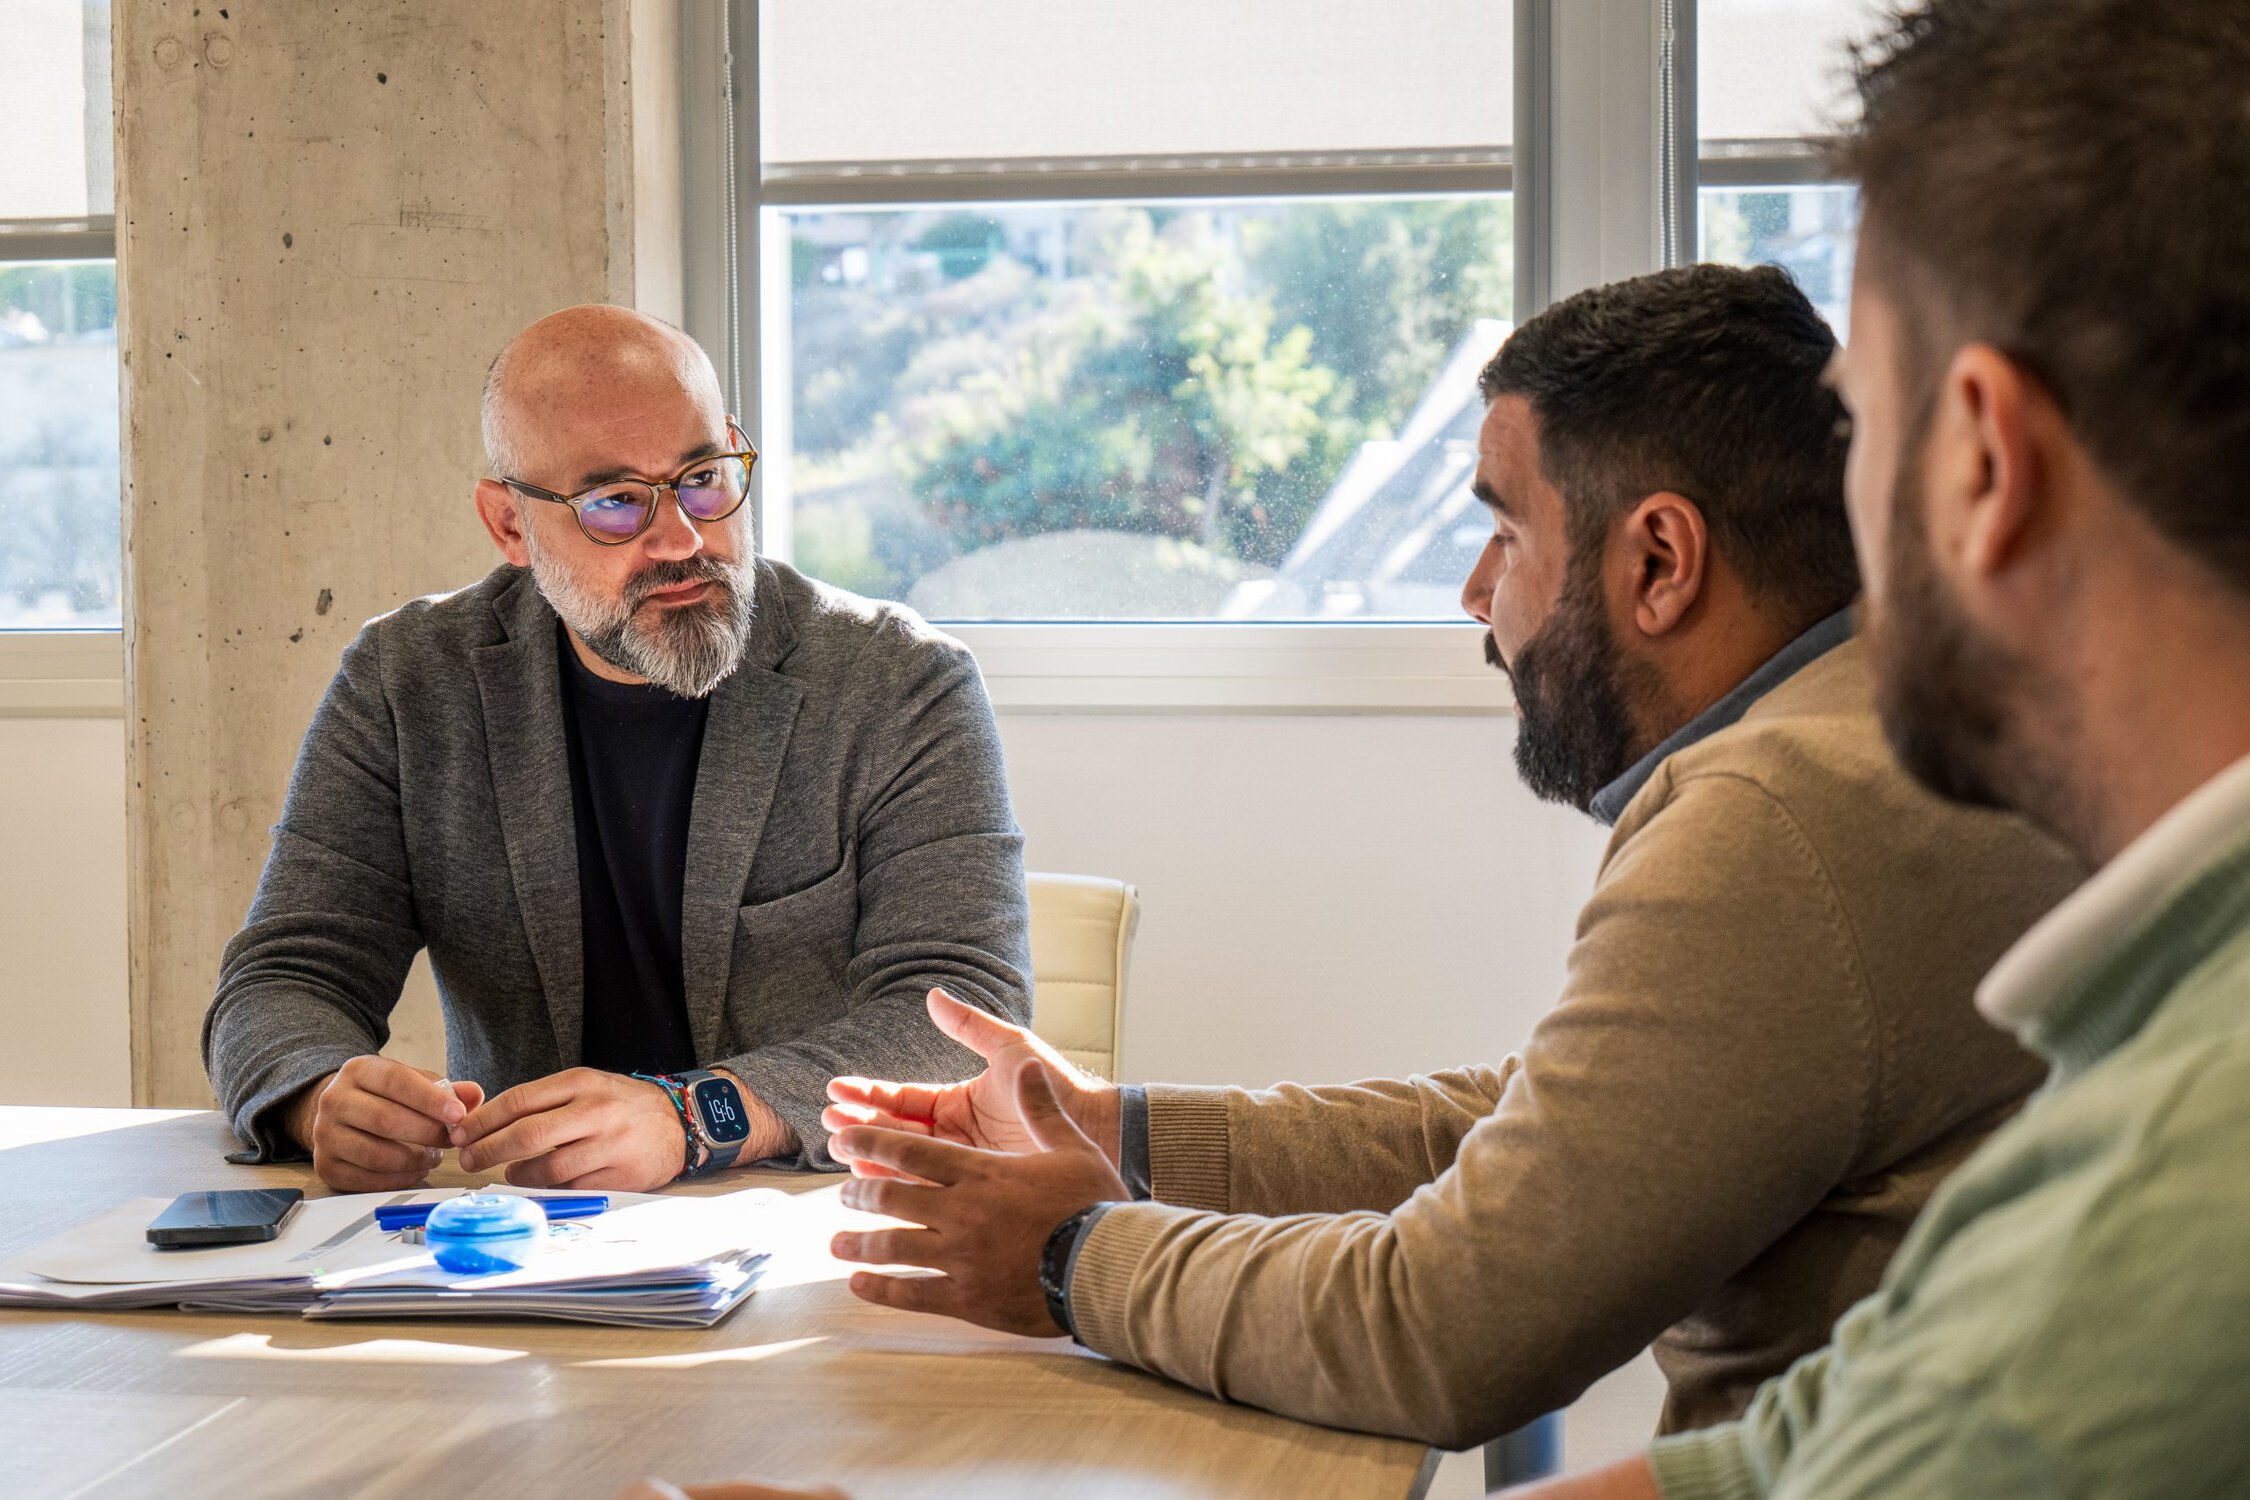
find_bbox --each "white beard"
[522,528,755,698]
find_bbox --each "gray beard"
[523,532,755,699]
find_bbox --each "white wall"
[1001,712,1606,1087]
[0,715,129,1103]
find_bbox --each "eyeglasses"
[498,419,759,546]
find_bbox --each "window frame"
[0,628,121,715]
[5,1,1851,718]
[0,212,123,717]
[679,0,1674,715]
[679,0,1718,713]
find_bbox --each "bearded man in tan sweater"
[814,265,2086,1452]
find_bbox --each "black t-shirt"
[557,625,708,1076]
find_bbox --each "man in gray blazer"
[204,304,1031,1192]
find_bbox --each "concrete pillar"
[117,0,680,1105]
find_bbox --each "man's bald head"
[470,304,755,698]
[480,304,726,481]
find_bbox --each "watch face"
[691,1077,754,1145]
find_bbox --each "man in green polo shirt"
[1508,1,2250,1495]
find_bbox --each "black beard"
[1492,565,1652,814]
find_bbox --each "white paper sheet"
[0,1186,797,1329]
[314,1189,793,1293]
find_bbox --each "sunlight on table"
[574,1336,828,1371]
[0,1107,203,1152]
[179,1332,529,1366]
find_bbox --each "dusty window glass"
[0,0,118,630]
[767,197,1513,620]
[1700,185,1858,335]
[0,260,121,628]
[756,0,1514,620]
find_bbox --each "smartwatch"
[635,1069,754,1177]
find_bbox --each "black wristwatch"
[1039,1205,1105,1341]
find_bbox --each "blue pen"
[374,1194,609,1231]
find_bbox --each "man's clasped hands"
[287,1056,750,1195]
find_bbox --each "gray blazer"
[204,560,1032,1168]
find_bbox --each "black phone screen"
[146,1188,305,1247]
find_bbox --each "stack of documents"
[0,1187,786,1329]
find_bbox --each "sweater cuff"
[1143,1084,1232,1211]
[1065,1198,1203,1361]
[1647,1425,1766,1500]
[1057,1201,1118,1340]
[225,1045,363,1165]
[1118,1085,1153,1198]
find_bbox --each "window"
[685,0,1881,686]
[1697,0,1888,334]
[734,0,1516,622]
[0,0,118,631]
[774,197,1512,620]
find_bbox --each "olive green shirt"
[1650,753,2250,1499]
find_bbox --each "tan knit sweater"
[1066,639,2084,1450]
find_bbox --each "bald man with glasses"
[204,304,1032,1193]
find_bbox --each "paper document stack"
[0,1187,786,1329]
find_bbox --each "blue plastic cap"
[425,1193,548,1276]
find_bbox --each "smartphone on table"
[145,1188,305,1247]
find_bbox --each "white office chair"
[1025,872,1139,1080]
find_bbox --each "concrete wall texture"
[116,0,649,1105]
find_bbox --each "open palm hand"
[824,988,1120,1168]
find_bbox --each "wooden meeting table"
[0,1106,1434,1499]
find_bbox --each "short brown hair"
[1834,0,2250,591]
[1479,263,1858,629]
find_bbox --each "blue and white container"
[423,1193,548,1276]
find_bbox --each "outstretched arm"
[838,776,1883,1449]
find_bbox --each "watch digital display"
[692,1077,754,1144]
